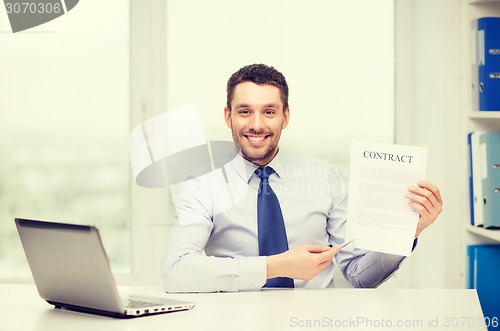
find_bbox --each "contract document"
[345,140,428,256]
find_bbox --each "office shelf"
[462,0,500,245]
[469,0,500,4]
[468,111,500,119]
[467,225,500,242]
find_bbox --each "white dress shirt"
[162,151,408,292]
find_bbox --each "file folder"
[478,131,500,228]
[467,244,500,330]
[477,17,500,111]
[471,131,486,227]
[468,133,475,225]
[472,19,480,111]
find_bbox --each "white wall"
[395,0,463,288]
[164,0,395,166]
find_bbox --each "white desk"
[0,284,487,331]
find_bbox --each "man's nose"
[249,113,264,131]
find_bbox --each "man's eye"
[239,109,250,115]
[265,109,275,115]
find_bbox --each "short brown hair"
[226,64,289,110]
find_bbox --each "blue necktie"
[256,166,294,288]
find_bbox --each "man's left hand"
[405,180,443,238]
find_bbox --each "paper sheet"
[345,140,428,256]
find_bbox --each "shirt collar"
[229,149,286,183]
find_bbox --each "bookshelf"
[460,2,500,323]
[462,0,500,259]
[468,112,500,119]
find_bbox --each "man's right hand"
[266,245,341,281]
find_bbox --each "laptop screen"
[15,218,124,313]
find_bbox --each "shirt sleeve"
[161,220,267,293]
[162,176,267,293]
[336,246,405,288]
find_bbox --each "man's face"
[224,82,289,166]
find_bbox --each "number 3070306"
[5,2,62,14]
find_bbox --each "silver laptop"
[15,218,195,318]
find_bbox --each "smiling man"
[224,80,288,166]
[161,64,443,292]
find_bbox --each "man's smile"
[245,134,270,145]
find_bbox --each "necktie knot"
[255,166,274,181]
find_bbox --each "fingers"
[417,180,443,206]
[269,245,335,280]
[300,245,336,264]
[405,180,443,216]
[405,181,443,237]
[306,245,332,254]
[328,246,342,256]
[309,248,336,277]
[299,245,338,264]
[311,246,340,263]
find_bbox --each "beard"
[239,142,278,165]
[232,130,279,166]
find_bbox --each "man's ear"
[224,106,232,129]
[282,107,290,129]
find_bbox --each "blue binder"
[478,17,500,111]
[467,245,500,330]
[478,131,500,229]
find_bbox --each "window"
[0,1,130,280]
